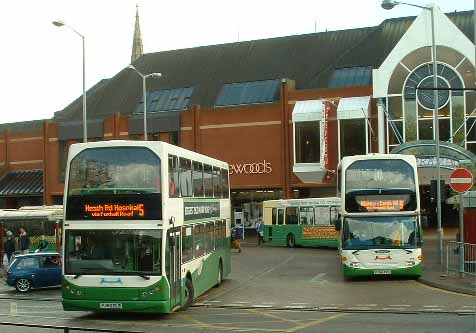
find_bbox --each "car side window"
[16,258,39,269]
[42,256,61,268]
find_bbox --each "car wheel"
[16,278,31,292]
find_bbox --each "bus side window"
[277,209,284,225]
[179,158,192,197]
[272,208,277,225]
[192,161,204,197]
[203,165,213,197]
[299,207,313,225]
[286,207,298,225]
[168,155,179,198]
[221,169,229,198]
[212,167,221,198]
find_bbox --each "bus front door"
[167,229,182,311]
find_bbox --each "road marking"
[247,308,300,324]
[309,273,327,283]
[388,304,412,307]
[10,303,17,315]
[356,304,377,307]
[252,305,274,308]
[319,306,339,310]
[208,254,296,299]
[285,305,306,309]
[423,305,444,308]
[286,313,348,332]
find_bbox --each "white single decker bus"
[62,141,231,313]
[337,154,423,278]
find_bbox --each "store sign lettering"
[229,160,272,175]
[84,204,145,218]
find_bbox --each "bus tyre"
[287,234,296,248]
[183,278,194,310]
[16,278,31,292]
[215,261,223,287]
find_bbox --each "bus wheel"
[16,278,31,293]
[183,278,194,310]
[215,261,223,287]
[286,234,296,248]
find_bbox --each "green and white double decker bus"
[62,140,231,313]
[263,197,340,248]
[338,154,423,278]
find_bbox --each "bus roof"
[338,154,417,170]
[263,197,341,208]
[0,206,63,221]
[68,140,229,169]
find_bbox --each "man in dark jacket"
[4,231,16,264]
[18,228,30,254]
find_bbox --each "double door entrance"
[167,228,181,310]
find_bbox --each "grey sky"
[0,0,474,124]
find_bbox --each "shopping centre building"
[0,6,475,228]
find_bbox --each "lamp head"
[52,20,65,27]
[381,0,399,10]
[127,65,136,70]
[150,73,162,78]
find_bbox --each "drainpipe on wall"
[42,120,49,205]
[281,78,291,199]
[377,98,386,153]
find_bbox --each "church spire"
[131,4,143,63]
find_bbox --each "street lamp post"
[381,0,443,265]
[127,65,162,141]
[52,20,87,143]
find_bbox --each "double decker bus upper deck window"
[345,159,416,213]
[66,147,162,220]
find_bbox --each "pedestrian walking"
[256,220,264,245]
[231,226,242,253]
[18,227,31,255]
[4,230,16,265]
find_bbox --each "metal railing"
[0,321,146,333]
[446,241,476,276]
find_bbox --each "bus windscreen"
[345,159,416,213]
[66,147,162,220]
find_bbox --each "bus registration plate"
[373,270,391,275]
[99,303,123,309]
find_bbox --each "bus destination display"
[84,203,145,218]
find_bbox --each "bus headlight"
[349,261,361,268]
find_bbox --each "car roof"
[15,252,60,259]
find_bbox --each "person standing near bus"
[4,231,16,264]
[18,228,31,254]
[35,235,49,253]
[256,220,264,245]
